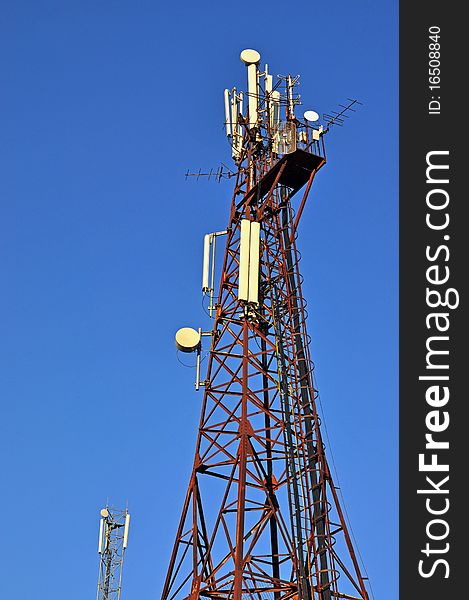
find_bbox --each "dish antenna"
[175,327,201,353]
[175,327,212,391]
[239,49,261,65]
[304,110,320,123]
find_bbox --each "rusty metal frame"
[162,92,369,600]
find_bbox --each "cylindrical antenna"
[230,88,237,134]
[287,75,295,119]
[271,90,281,154]
[271,90,280,129]
[265,66,272,95]
[209,233,216,317]
[224,89,231,137]
[236,91,244,158]
[265,68,273,133]
[247,64,258,128]
[240,49,260,129]
[230,88,241,160]
[123,513,131,549]
[195,328,202,391]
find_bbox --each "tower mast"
[163,49,369,600]
[96,506,131,600]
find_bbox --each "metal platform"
[241,149,326,207]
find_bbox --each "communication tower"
[96,506,131,600]
[163,50,369,600]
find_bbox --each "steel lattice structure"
[162,50,370,600]
[96,507,130,600]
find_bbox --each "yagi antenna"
[323,98,363,129]
[185,164,236,182]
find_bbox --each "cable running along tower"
[163,49,370,600]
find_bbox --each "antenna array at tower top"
[222,49,361,168]
[223,49,325,164]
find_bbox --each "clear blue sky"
[0,2,397,599]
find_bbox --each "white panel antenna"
[312,126,324,141]
[202,231,227,317]
[202,234,212,292]
[247,221,260,304]
[271,90,281,153]
[238,220,251,301]
[264,65,273,134]
[238,92,243,145]
[224,89,231,137]
[98,517,105,554]
[238,220,260,305]
[230,87,237,138]
[230,89,243,160]
[123,512,131,549]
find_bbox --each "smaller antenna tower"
[96,506,131,600]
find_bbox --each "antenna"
[123,513,130,550]
[264,64,273,96]
[96,506,130,600]
[224,89,231,137]
[238,220,260,304]
[304,110,320,122]
[184,164,235,182]
[323,97,363,128]
[201,230,227,316]
[202,234,211,293]
[98,515,105,554]
[174,327,212,390]
[240,49,260,129]
[175,327,201,353]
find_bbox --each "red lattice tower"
[162,49,370,600]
